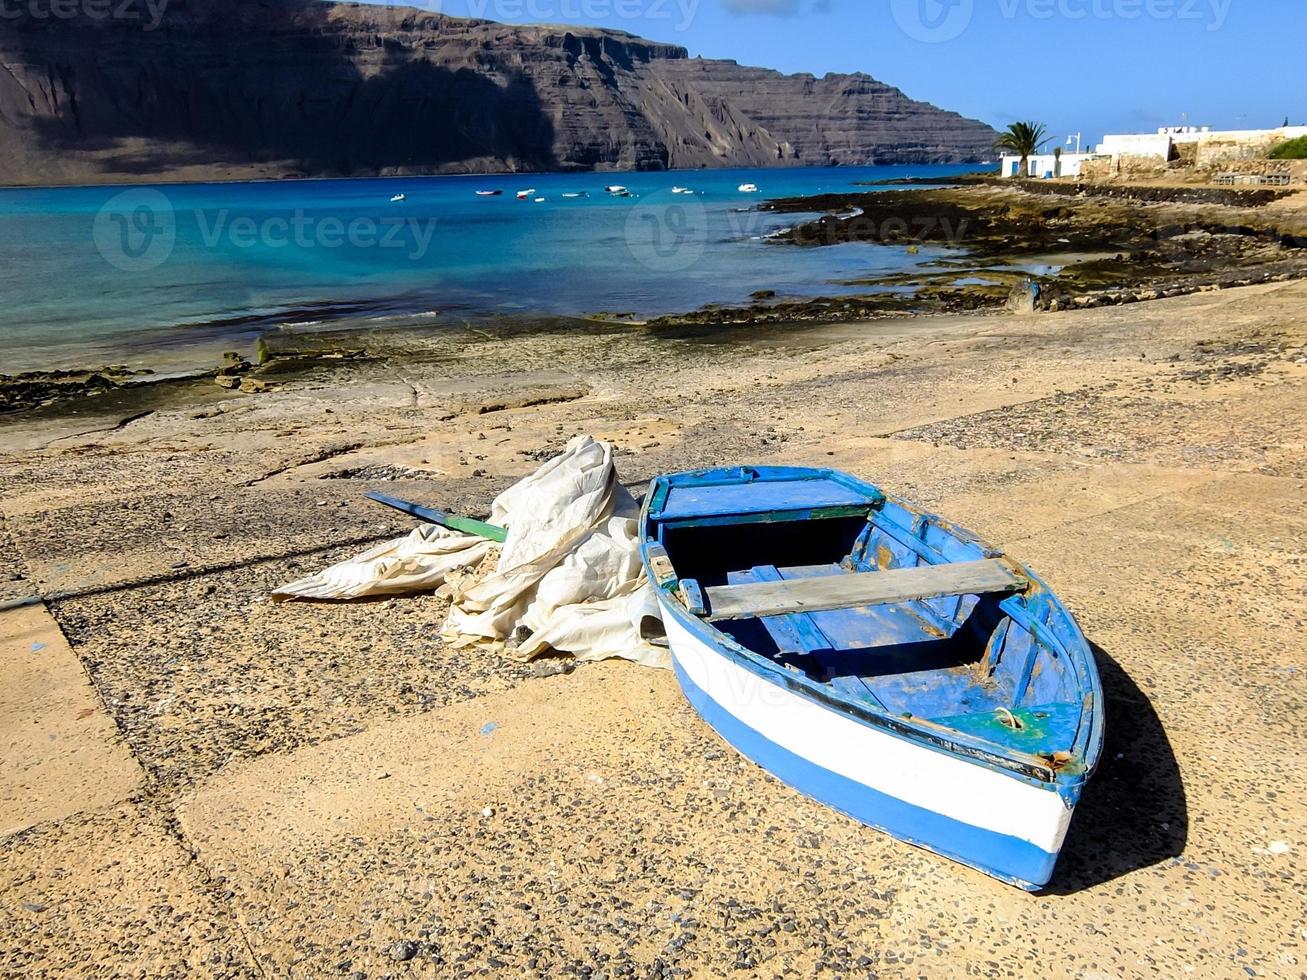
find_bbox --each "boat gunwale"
[640,466,1106,792]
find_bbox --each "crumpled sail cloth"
[272,436,669,669]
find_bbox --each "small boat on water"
[562,191,589,199]
[533,197,546,203]
[516,188,536,200]
[738,183,759,193]
[672,186,695,195]
[604,184,628,194]
[475,190,503,197]
[389,193,407,203]
[640,466,1103,890]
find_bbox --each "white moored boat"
[738,183,759,193]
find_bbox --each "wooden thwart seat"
[704,559,1025,622]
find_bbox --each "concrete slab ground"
[0,603,143,837]
[0,803,258,979]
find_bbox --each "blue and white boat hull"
[641,466,1102,889]
[660,607,1078,890]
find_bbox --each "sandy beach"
[2,280,1305,977]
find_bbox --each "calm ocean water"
[0,164,980,372]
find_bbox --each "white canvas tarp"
[272,436,669,669]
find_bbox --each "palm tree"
[995,121,1048,178]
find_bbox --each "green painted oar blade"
[364,491,508,543]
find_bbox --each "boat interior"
[646,470,1091,764]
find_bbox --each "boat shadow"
[1044,641,1188,895]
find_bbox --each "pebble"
[530,659,575,678]
[390,939,420,962]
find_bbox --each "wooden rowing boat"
[639,466,1103,889]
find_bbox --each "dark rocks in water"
[0,366,154,414]
[657,181,1307,328]
[766,186,1307,273]
[0,2,997,186]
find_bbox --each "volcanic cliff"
[0,1,998,185]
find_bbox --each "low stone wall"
[1081,154,1306,186]
[1198,141,1267,167]
[1080,154,1173,180]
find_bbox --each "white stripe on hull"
[662,607,1074,856]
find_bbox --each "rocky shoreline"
[856,173,1294,207]
[649,180,1307,327]
[7,179,1307,417]
[0,366,168,416]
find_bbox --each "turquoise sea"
[0,164,980,372]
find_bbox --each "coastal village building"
[999,150,1100,179]
[1102,125,1307,165]
[1002,125,1307,180]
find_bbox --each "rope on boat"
[996,706,1024,731]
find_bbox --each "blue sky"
[397,0,1305,146]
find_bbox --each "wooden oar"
[364,491,508,543]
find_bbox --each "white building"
[1000,125,1307,178]
[998,150,1100,179]
[1097,133,1174,159]
[1098,125,1307,161]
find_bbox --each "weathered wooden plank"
[705,559,1024,622]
